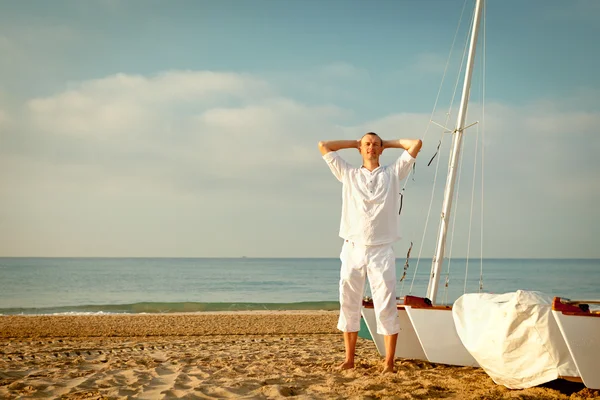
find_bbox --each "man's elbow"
[415,139,423,152]
[318,141,331,155]
[409,139,422,158]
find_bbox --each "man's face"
[359,134,383,160]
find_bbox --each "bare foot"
[382,364,395,374]
[338,361,354,370]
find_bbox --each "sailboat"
[361,0,600,390]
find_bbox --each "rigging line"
[401,0,470,295]
[465,123,479,294]
[404,136,444,295]
[480,0,487,292]
[464,77,483,294]
[422,0,470,142]
[410,2,475,296]
[466,11,487,295]
[398,0,470,216]
[407,111,461,295]
[443,131,468,305]
[397,0,471,220]
[399,241,413,283]
[438,4,479,302]
[398,170,418,295]
[409,112,456,297]
[427,141,442,167]
[403,131,446,295]
[423,0,472,166]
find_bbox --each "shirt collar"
[361,165,381,173]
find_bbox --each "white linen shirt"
[323,150,415,246]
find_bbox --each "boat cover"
[452,290,579,389]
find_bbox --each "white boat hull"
[361,301,427,360]
[552,298,600,389]
[362,297,477,366]
[405,305,479,367]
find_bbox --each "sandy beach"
[0,312,597,399]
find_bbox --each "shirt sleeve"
[322,151,350,182]
[392,150,416,180]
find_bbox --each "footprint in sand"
[198,386,248,399]
[133,366,179,399]
[185,367,211,380]
[262,384,297,398]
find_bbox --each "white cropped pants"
[337,240,400,336]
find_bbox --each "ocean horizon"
[1,257,598,316]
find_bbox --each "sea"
[0,257,598,315]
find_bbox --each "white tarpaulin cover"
[452,290,579,389]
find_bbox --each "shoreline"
[0,302,342,316]
[0,310,339,318]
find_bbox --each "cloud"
[523,110,599,137]
[0,69,598,258]
[27,71,272,138]
[5,70,349,205]
[0,70,352,256]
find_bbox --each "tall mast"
[427,0,484,303]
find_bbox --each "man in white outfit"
[318,132,422,373]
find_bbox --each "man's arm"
[318,140,359,156]
[383,139,423,158]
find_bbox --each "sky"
[0,0,598,259]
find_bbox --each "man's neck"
[362,159,380,172]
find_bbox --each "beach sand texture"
[0,312,598,399]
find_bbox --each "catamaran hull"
[453,291,579,389]
[361,302,427,360]
[552,298,600,389]
[362,298,477,366]
[405,306,479,367]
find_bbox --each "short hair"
[361,132,383,146]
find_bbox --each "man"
[318,132,422,373]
